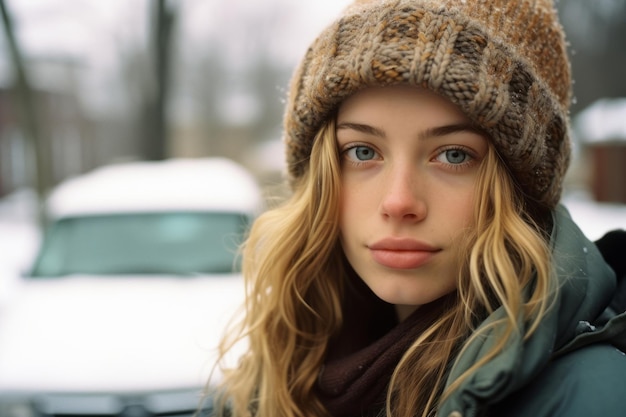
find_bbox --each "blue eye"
[437,149,471,164]
[346,146,379,161]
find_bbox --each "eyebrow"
[336,122,385,138]
[336,122,486,140]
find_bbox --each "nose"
[379,164,427,222]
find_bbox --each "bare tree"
[142,0,177,160]
[0,0,48,228]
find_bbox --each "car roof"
[47,158,263,219]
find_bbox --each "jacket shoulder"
[489,343,626,417]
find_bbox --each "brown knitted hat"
[283,0,572,208]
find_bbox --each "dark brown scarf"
[315,276,446,417]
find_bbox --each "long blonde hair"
[211,118,553,417]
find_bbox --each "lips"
[368,238,440,269]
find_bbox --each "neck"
[395,304,419,322]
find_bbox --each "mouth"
[368,238,440,269]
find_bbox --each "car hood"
[0,274,244,393]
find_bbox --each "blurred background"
[0,1,625,415]
[0,0,359,275]
[0,0,355,221]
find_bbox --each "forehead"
[337,85,471,125]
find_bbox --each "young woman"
[208,1,626,416]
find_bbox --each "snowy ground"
[0,188,624,287]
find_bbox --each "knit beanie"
[283,0,572,209]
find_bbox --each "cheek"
[339,177,368,216]
[339,187,358,233]
[441,186,476,230]
[338,180,375,244]
[460,190,476,223]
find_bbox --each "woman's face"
[336,86,488,321]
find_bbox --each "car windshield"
[29,212,250,277]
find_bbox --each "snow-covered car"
[0,158,262,417]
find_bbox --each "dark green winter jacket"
[437,205,626,417]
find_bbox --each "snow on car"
[0,158,262,417]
